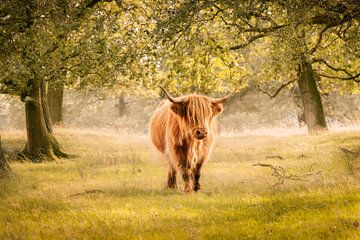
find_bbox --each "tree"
[0,0,72,160]
[0,0,153,160]
[151,0,360,133]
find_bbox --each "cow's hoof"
[167,184,178,189]
[183,186,193,193]
[194,185,201,192]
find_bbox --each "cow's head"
[161,87,230,140]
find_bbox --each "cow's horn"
[211,93,232,104]
[160,86,187,103]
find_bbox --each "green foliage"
[312,23,360,94]
[152,0,360,94]
[0,0,156,97]
[1,0,359,97]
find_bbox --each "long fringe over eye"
[186,96,213,124]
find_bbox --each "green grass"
[1,129,360,239]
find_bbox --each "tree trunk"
[297,55,328,133]
[22,80,68,161]
[118,95,126,117]
[0,135,10,178]
[47,83,64,126]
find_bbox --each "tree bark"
[47,83,64,126]
[41,81,53,133]
[0,135,10,178]
[297,55,328,133]
[22,79,68,161]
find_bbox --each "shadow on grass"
[69,186,186,199]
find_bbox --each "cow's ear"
[212,103,223,116]
[171,103,187,117]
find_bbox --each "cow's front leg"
[193,162,203,191]
[173,142,193,192]
[179,160,193,192]
[180,168,193,192]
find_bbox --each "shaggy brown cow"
[150,87,230,192]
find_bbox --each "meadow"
[1,129,360,239]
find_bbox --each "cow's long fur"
[150,94,224,192]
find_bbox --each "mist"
[1,88,360,135]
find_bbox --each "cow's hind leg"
[167,166,178,189]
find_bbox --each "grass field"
[1,129,360,239]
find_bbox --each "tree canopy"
[2,0,358,97]
[0,0,156,97]
[150,0,360,94]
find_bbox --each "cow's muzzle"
[194,128,208,140]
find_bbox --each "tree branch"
[242,24,286,34]
[226,24,286,51]
[313,58,354,77]
[229,34,266,50]
[313,58,360,82]
[21,96,38,103]
[257,79,296,99]
[309,25,332,54]
[253,162,321,187]
[318,72,360,82]
[77,0,113,18]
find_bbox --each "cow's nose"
[196,129,207,135]
[195,128,207,139]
